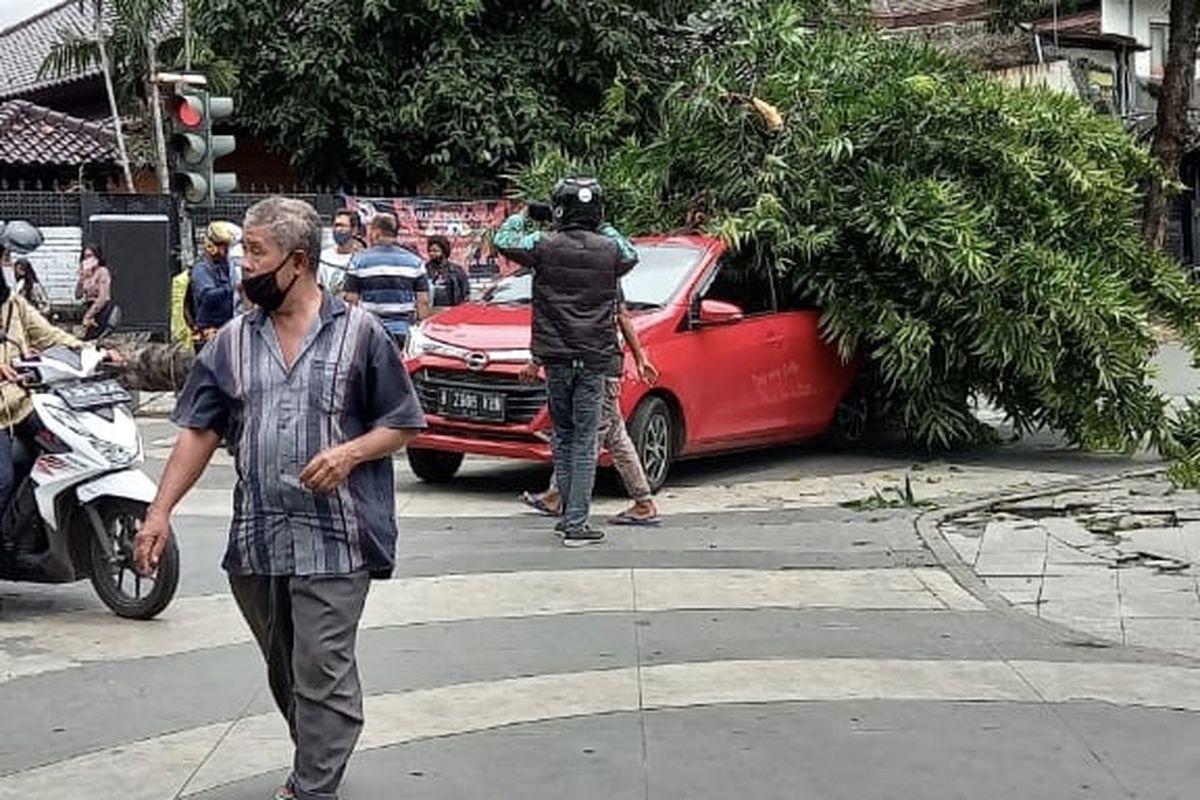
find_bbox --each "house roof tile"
[0,99,117,166]
[871,0,993,28]
[0,0,101,100]
[0,0,181,102]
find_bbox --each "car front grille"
[413,368,547,425]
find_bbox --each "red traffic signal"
[168,93,203,129]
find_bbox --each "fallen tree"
[517,2,1200,453]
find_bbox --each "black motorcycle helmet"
[551,177,604,230]
[0,220,44,254]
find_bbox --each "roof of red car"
[631,232,721,250]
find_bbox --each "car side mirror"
[695,298,744,327]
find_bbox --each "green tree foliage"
[190,0,861,190]
[517,3,1200,451]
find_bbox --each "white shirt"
[319,246,354,294]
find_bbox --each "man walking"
[133,197,426,800]
[495,177,638,546]
[343,213,430,348]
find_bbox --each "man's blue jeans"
[545,363,606,533]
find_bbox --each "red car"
[403,234,863,491]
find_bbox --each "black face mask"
[243,253,300,313]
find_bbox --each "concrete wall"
[992,60,1078,92]
[1101,0,1172,78]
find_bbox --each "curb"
[913,465,1200,662]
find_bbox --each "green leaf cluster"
[516,5,1200,451]
[190,0,750,189]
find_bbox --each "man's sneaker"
[553,520,567,538]
[562,527,605,547]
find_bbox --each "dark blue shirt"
[189,257,235,329]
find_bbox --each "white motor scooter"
[0,343,178,619]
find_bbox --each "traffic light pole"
[148,42,170,193]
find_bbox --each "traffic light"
[166,87,237,206]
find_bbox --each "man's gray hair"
[243,196,323,273]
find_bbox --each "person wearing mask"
[133,196,425,800]
[12,258,51,316]
[319,209,363,295]
[495,177,638,546]
[424,235,471,308]
[343,213,430,349]
[75,243,116,341]
[188,221,239,352]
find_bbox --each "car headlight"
[403,326,427,360]
[406,327,472,361]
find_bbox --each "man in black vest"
[495,178,638,546]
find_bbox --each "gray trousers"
[229,572,371,800]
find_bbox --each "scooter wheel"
[88,499,180,620]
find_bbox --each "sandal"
[608,510,662,527]
[520,490,562,517]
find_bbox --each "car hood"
[422,303,533,350]
[420,302,669,352]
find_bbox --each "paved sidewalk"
[940,473,1200,658]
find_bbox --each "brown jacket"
[0,294,83,429]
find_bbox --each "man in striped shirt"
[132,197,426,800]
[342,212,430,347]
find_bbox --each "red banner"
[340,196,519,277]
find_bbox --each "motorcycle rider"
[0,223,121,555]
[188,221,240,352]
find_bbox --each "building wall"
[992,60,1078,92]
[1101,0,1171,78]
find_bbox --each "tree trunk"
[1143,0,1200,250]
[145,37,170,193]
[95,1,135,192]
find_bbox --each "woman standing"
[13,258,51,316]
[75,244,116,340]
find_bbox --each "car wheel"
[628,396,675,494]
[828,384,870,448]
[407,448,465,483]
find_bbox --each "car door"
[678,259,784,449]
[770,269,859,437]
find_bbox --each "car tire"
[826,383,871,448]
[407,448,465,483]
[628,396,675,494]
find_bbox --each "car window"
[700,259,775,316]
[484,244,704,308]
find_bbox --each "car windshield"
[484,244,704,309]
